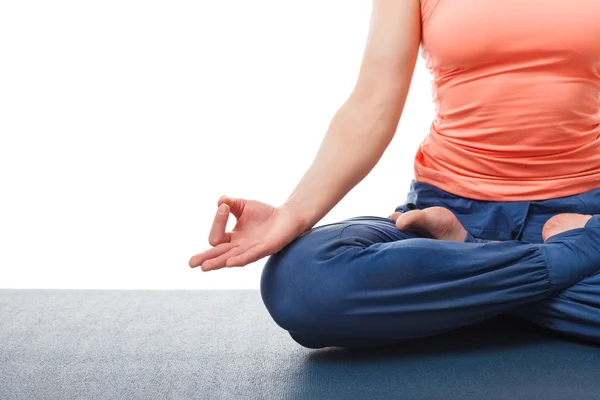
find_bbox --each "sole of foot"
[391,206,468,242]
[542,213,592,242]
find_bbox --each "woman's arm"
[283,0,422,231]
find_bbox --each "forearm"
[283,96,403,231]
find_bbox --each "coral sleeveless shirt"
[415,0,600,200]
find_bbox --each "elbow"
[342,94,403,138]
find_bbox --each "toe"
[395,210,428,233]
[390,211,403,222]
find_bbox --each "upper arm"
[350,0,422,109]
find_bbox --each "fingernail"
[218,204,228,215]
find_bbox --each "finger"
[189,242,237,268]
[217,195,245,219]
[208,204,232,246]
[201,245,247,272]
[225,243,269,268]
[390,212,403,222]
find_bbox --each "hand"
[188,196,309,271]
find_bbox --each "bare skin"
[390,207,469,242]
[189,196,307,272]
[390,207,592,243]
[541,213,592,242]
[188,0,595,272]
[189,195,593,272]
[190,0,423,272]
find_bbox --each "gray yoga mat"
[1,289,599,400]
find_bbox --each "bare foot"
[542,213,592,242]
[390,206,468,242]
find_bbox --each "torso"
[415,0,600,201]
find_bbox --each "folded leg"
[509,272,600,343]
[508,193,600,342]
[260,215,600,348]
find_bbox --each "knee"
[259,238,321,332]
[260,226,352,332]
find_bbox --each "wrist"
[280,201,313,234]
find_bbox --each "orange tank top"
[414,0,600,201]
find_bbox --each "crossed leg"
[260,210,600,348]
[395,208,600,343]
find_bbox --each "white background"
[0,1,433,289]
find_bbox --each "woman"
[189,0,600,348]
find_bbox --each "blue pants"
[260,181,600,348]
